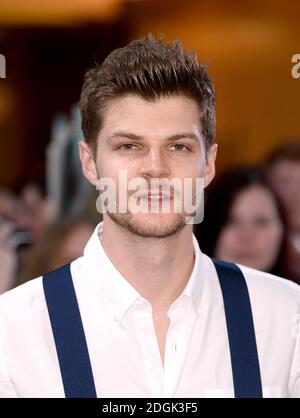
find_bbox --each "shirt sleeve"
[0,315,17,398]
[289,305,300,398]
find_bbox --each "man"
[0,35,299,398]
[266,141,300,284]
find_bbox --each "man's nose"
[139,148,171,179]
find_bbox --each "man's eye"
[118,143,138,150]
[169,144,189,152]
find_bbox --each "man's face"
[80,94,217,238]
[268,160,300,232]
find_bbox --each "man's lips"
[133,193,174,207]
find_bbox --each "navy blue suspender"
[212,259,262,398]
[43,259,262,398]
[43,264,97,398]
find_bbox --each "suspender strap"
[212,258,263,398]
[43,259,262,398]
[43,264,97,398]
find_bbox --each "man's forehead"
[105,131,203,151]
[102,93,200,119]
[100,94,202,138]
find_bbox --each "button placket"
[133,304,164,395]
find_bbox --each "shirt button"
[173,343,177,352]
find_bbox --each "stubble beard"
[106,211,187,239]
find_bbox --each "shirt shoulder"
[204,254,300,340]
[237,265,300,397]
[0,257,84,325]
[0,258,85,397]
[0,275,45,326]
[0,275,46,398]
[202,253,300,310]
[237,263,300,310]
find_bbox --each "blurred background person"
[0,187,31,293]
[16,217,96,287]
[266,140,300,283]
[194,166,289,279]
[0,188,18,221]
[0,172,99,294]
[0,179,52,294]
[0,219,18,294]
[16,179,50,243]
[0,100,100,294]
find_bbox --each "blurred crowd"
[194,140,300,284]
[0,178,99,294]
[0,139,300,295]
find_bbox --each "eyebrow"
[107,131,201,144]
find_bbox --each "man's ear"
[203,143,218,188]
[79,141,98,186]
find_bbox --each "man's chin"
[106,212,187,238]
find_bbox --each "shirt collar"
[83,222,204,320]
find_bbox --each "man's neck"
[101,217,195,314]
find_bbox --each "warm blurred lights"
[0,0,126,25]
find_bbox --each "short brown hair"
[79,34,216,155]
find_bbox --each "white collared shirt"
[0,222,300,398]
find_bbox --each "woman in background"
[15,217,96,287]
[194,166,289,278]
